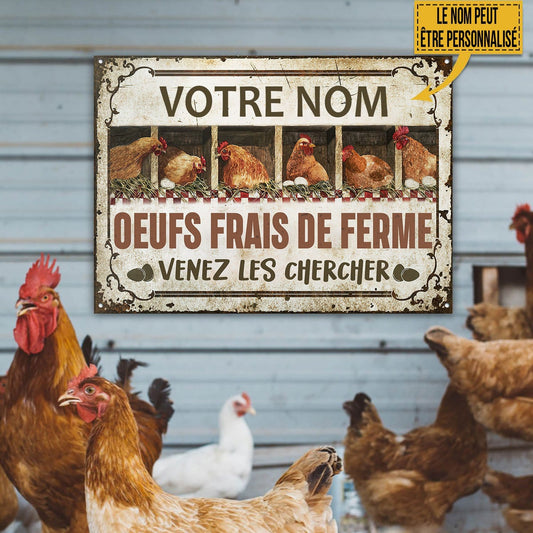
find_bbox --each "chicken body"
[0,465,18,530]
[60,376,341,533]
[154,393,254,498]
[393,128,436,184]
[342,146,393,189]
[218,142,269,188]
[158,146,206,185]
[425,326,533,441]
[343,386,487,530]
[0,256,172,533]
[109,136,166,181]
[286,136,328,185]
[483,470,533,533]
[467,205,533,341]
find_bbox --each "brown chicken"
[467,204,533,341]
[393,126,437,184]
[425,326,533,441]
[483,469,533,533]
[342,145,393,189]
[217,141,269,188]
[343,385,487,531]
[159,146,206,185]
[109,136,167,181]
[0,255,173,533]
[286,134,328,185]
[59,369,342,533]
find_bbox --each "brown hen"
[286,134,329,185]
[343,385,486,531]
[159,146,206,185]
[217,141,269,188]
[393,126,437,184]
[342,145,393,189]
[59,371,342,533]
[467,204,533,341]
[425,326,533,441]
[109,136,167,181]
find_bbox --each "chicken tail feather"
[115,357,148,393]
[81,335,102,374]
[148,378,175,433]
[343,393,382,434]
[275,446,342,498]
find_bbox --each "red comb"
[217,141,229,153]
[201,155,206,166]
[299,134,312,142]
[67,364,99,390]
[159,137,167,150]
[514,203,531,219]
[342,145,355,152]
[241,392,251,406]
[19,254,61,297]
[392,126,409,141]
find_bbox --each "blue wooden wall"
[0,1,531,530]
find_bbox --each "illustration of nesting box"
[158,126,211,185]
[108,126,153,180]
[341,126,396,189]
[282,127,336,187]
[216,126,276,189]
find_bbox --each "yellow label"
[415,1,522,54]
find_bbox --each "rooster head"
[14,254,61,355]
[58,366,111,423]
[342,145,355,162]
[195,155,207,174]
[152,136,167,156]
[217,141,231,161]
[510,203,532,244]
[296,134,315,156]
[393,126,410,150]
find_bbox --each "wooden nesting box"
[282,127,336,186]
[341,125,396,188]
[158,126,211,183]
[108,126,153,178]
[216,126,275,187]
[399,126,438,186]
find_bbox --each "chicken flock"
[108,127,437,193]
[2,207,532,532]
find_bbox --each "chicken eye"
[84,386,96,395]
[41,294,49,302]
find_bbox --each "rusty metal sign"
[94,57,452,313]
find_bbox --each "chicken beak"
[16,298,36,317]
[215,153,221,158]
[309,143,316,149]
[247,406,257,416]
[58,392,81,408]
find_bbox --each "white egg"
[404,179,420,190]
[294,177,308,186]
[422,175,437,187]
[283,180,295,186]
[160,178,175,189]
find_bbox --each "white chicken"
[153,393,255,499]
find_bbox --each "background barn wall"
[0,1,531,531]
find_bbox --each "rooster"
[286,134,328,185]
[0,255,173,533]
[159,147,207,186]
[483,469,533,532]
[425,326,533,441]
[217,141,269,188]
[342,385,487,531]
[467,204,533,341]
[109,136,167,181]
[59,368,342,533]
[154,392,255,498]
[342,145,393,189]
[393,126,437,185]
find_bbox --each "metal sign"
[94,57,452,313]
